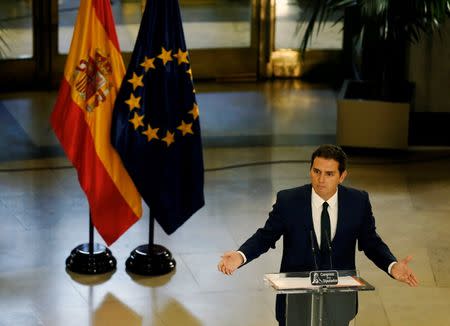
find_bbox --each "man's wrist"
[388,261,397,275]
[237,251,247,265]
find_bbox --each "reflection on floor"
[1,80,450,326]
[0,80,336,162]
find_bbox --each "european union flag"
[111,0,204,234]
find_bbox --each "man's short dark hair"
[310,144,348,174]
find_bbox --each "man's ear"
[339,170,348,183]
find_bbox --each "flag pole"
[149,208,154,246]
[89,212,94,254]
[125,208,176,276]
[65,211,117,274]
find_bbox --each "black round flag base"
[126,244,176,276]
[65,243,117,274]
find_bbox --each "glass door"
[0,0,45,90]
[0,0,345,89]
[180,0,259,79]
[0,0,261,91]
[53,0,260,83]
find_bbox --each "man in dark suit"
[218,144,418,325]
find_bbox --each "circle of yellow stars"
[123,46,199,147]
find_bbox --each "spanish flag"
[51,0,142,245]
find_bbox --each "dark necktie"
[320,202,331,253]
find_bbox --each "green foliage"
[297,0,450,54]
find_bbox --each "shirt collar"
[311,186,338,209]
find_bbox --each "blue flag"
[111,0,204,234]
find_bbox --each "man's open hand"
[217,251,244,275]
[391,255,419,287]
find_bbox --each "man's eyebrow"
[313,168,336,174]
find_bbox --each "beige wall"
[408,19,450,113]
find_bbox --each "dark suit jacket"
[238,184,396,322]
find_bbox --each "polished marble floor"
[1,80,450,326]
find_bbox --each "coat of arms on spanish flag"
[51,0,142,245]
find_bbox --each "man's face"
[310,157,347,201]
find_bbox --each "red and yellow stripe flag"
[51,0,142,245]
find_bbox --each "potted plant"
[296,0,450,149]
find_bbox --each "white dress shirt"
[311,187,337,248]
